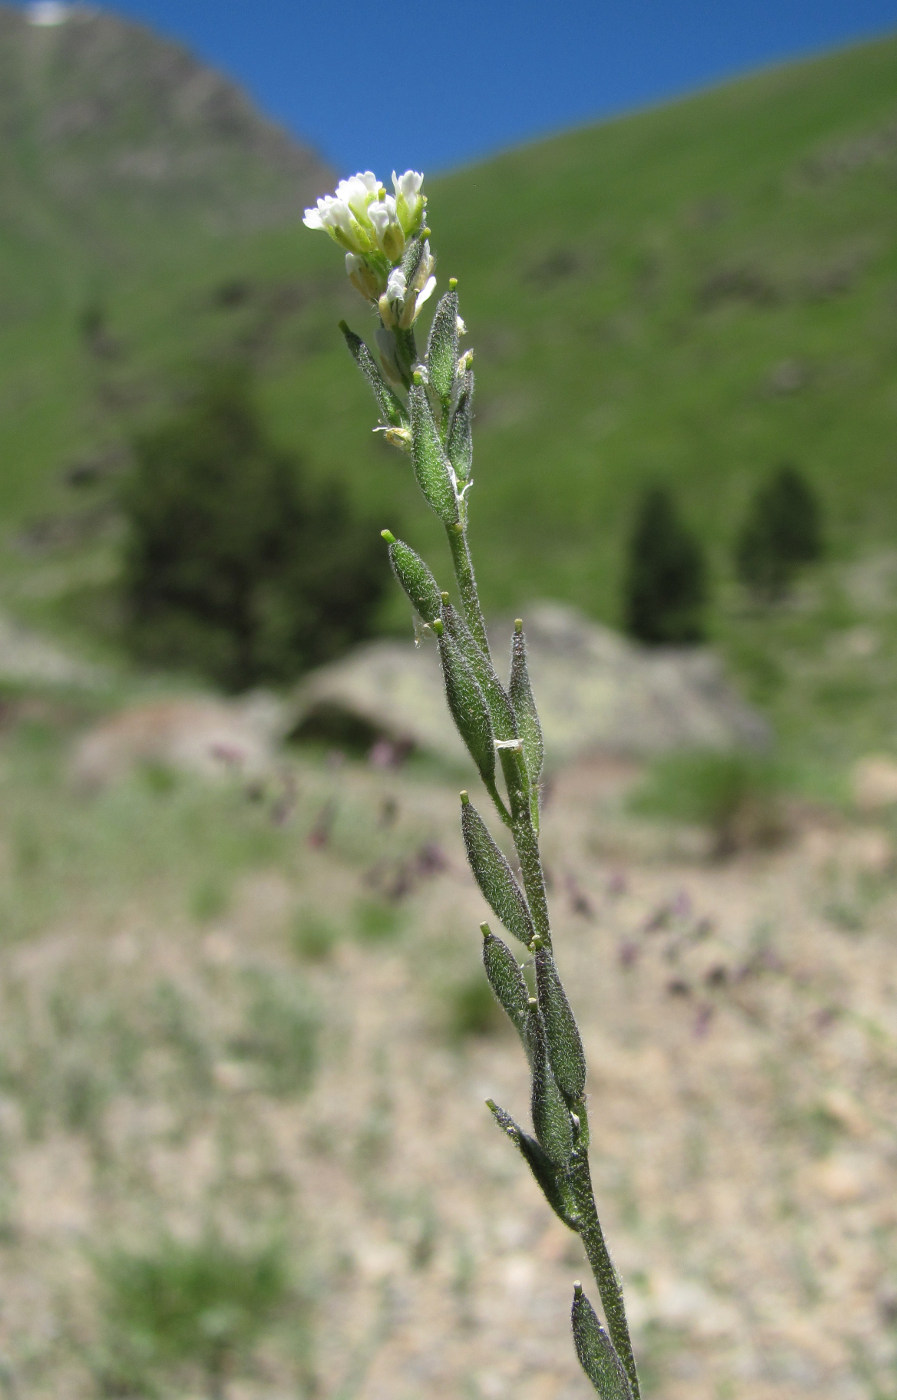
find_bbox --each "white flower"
[302,192,372,255]
[378,267,407,329]
[303,170,427,265]
[335,171,382,221]
[414,274,437,313]
[303,173,387,254]
[368,195,405,262]
[392,170,425,234]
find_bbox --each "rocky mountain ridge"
[0,2,330,267]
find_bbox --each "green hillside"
[2,11,897,776]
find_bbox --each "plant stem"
[446,522,489,654]
[570,1141,640,1400]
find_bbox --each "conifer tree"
[623,485,707,644]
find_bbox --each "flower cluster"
[303,170,434,323]
[305,169,431,295]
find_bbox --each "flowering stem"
[308,167,639,1400]
[445,522,489,655]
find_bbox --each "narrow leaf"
[447,368,474,483]
[527,999,573,1168]
[410,381,459,525]
[536,945,587,1102]
[486,1101,580,1231]
[461,797,534,946]
[482,925,529,1037]
[438,632,494,785]
[340,323,406,427]
[385,536,442,623]
[426,288,459,402]
[571,1284,635,1399]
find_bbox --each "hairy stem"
[570,1143,640,1400]
[446,522,489,654]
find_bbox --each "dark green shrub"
[623,485,707,645]
[735,462,823,603]
[123,365,387,691]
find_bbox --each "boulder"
[71,692,287,788]
[291,602,769,766]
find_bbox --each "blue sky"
[13,0,897,176]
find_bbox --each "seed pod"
[410,381,459,525]
[535,945,586,1102]
[383,534,442,623]
[571,1284,635,1399]
[340,323,406,427]
[510,619,544,789]
[426,287,459,402]
[461,796,534,947]
[447,368,474,483]
[527,998,573,1168]
[442,601,517,742]
[482,925,529,1038]
[439,633,494,786]
[486,1101,580,1231]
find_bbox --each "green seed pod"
[527,998,573,1168]
[426,287,459,402]
[383,535,442,623]
[481,925,529,1038]
[535,945,587,1102]
[461,797,534,947]
[447,368,474,483]
[439,634,494,785]
[410,381,459,525]
[571,1284,635,1399]
[442,601,517,742]
[340,323,406,427]
[510,619,544,788]
[486,1101,580,1231]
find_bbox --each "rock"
[291,602,770,767]
[71,692,286,787]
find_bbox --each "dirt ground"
[1,740,895,1398]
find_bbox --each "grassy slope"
[2,33,897,774]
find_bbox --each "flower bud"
[345,253,380,303]
[369,196,405,263]
[392,169,426,235]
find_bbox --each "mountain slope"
[2,20,897,771]
[0,2,330,295]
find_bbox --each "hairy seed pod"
[442,600,517,741]
[410,381,459,525]
[510,619,544,789]
[536,945,587,1102]
[426,287,460,402]
[527,998,573,1168]
[571,1284,635,1399]
[461,797,534,946]
[439,633,494,785]
[447,368,474,483]
[486,1101,580,1231]
[482,925,529,1037]
[383,535,442,623]
[340,323,406,427]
